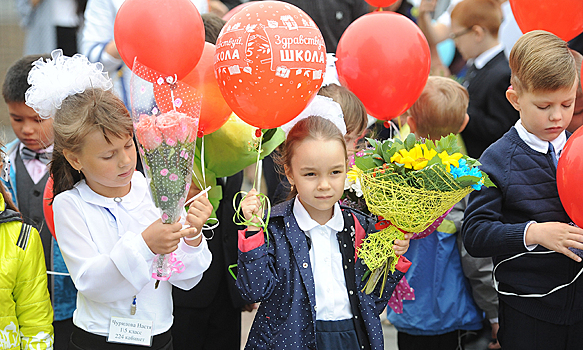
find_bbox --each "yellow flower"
[347,165,359,182]
[390,144,437,170]
[438,151,463,170]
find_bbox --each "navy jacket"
[236,199,410,349]
[462,127,583,325]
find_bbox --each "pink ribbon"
[151,252,185,281]
[387,276,415,314]
[411,206,454,240]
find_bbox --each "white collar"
[293,196,344,233]
[473,43,504,69]
[514,120,567,155]
[75,170,148,210]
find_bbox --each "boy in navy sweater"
[462,30,583,350]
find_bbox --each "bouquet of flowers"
[351,133,494,293]
[130,59,201,287]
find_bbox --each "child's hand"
[142,219,188,255]
[184,195,213,246]
[241,189,262,231]
[393,233,412,256]
[525,222,583,262]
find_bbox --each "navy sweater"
[462,127,583,325]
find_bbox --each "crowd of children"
[2,0,583,349]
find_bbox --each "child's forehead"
[7,101,42,119]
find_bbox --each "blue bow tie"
[21,147,51,165]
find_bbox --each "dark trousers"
[54,318,76,350]
[397,330,463,350]
[68,327,172,350]
[56,26,78,56]
[171,285,241,350]
[498,300,583,350]
[315,319,360,350]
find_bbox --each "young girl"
[239,110,412,350]
[25,51,212,350]
[0,151,54,349]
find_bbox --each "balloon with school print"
[214,1,327,129]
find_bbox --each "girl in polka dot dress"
[238,106,412,350]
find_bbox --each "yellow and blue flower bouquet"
[352,133,494,293]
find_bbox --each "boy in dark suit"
[450,0,519,159]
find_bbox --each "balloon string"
[191,135,205,191]
[233,130,271,245]
[253,134,263,189]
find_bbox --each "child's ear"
[63,149,82,172]
[284,164,294,186]
[458,113,470,133]
[506,88,521,111]
[406,116,417,134]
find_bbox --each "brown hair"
[202,13,227,45]
[318,84,368,139]
[278,116,347,199]
[509,30,577,94]
[451,0,502,38]
[50,88,133,200]
[2,54,51,103]
[409,76,469,139]
[570,49,583,99]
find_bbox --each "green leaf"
[435,134,460,154]
[355,156,377,171]
[455,175,481,187]
[404,133,416,150]
[373,158,384,167]
[482,174,496,188]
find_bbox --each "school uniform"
[237,197,411,350]
[2,139,77,349]
[461,45,520,159]
[463,122,583,349]
[52,171,211,348]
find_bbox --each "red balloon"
[114,0,205,79]
[364,0,398,8]
[510,0,583,42]
[43,177,56,240]
[336,12,430,121]
[214,1,327,129]
[558,127,583,227]
[222,1,258,21]
[181,43,231,135]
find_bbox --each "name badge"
[108,317,153,346]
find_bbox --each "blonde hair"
[451,0,502,38]
[50,88,134,200]
[509,30,577,94]
[278,116,347,199]
[409,76,469,139]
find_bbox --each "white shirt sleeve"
[54,193,156,303]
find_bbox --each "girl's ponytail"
[50,149,83,202]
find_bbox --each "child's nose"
[549,107,562,121]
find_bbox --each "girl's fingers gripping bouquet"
[130,59,202,286]
[351,133,495,293]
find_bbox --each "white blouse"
[293,196,353,321]
[53,171,211,336]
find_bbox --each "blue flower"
[449,159,485,190]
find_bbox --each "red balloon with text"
[214,1,326,129]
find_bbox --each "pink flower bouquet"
[130,59,201,285]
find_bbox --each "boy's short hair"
[202,13,227,45]
[451,0,502,38]
[510,30,577,94]
[409,76,469,139]
[2,54,50,104]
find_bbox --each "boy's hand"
[142,219,186,254]
[525,222,583,262]
[393,233,413,256]
[184,195,213,246]
[241,189,262,231]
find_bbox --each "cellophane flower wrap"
[130,60,201,284]
[353,134,495,293]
